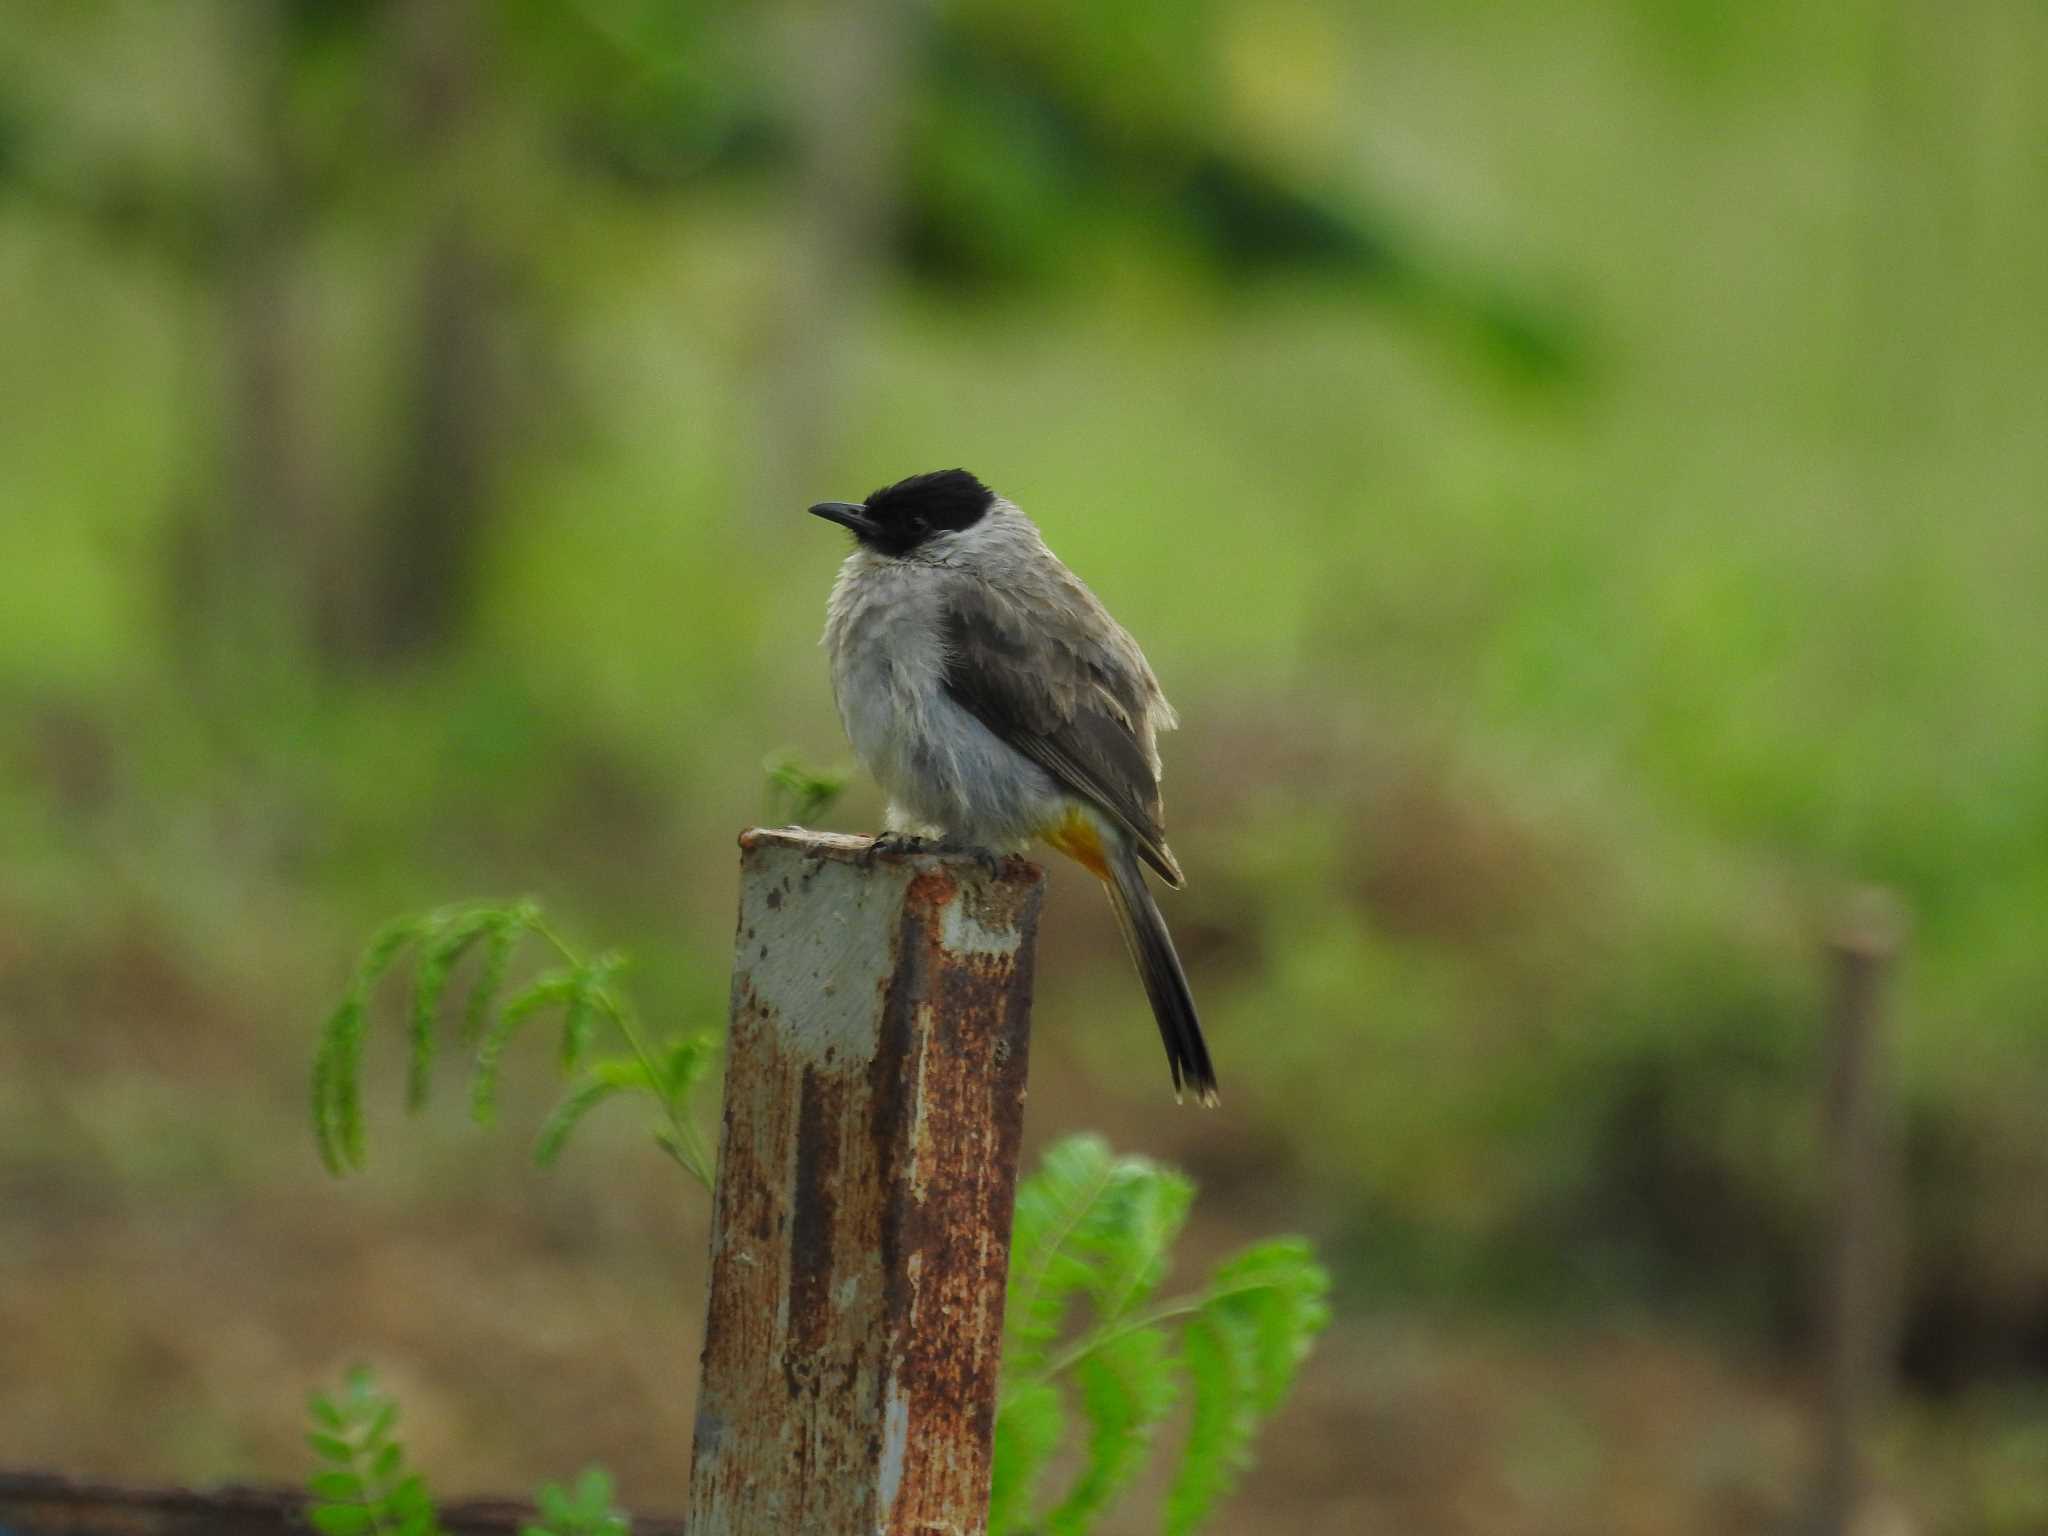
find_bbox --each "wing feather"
[940,584,1184,886]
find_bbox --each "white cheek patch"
[920,502,1036,567]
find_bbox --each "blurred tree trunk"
[166,0,527,676]
[751,0,915,512]
[358,0,501,666]
[169,0,337,686]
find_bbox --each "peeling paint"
[690,830,1043,1536]
[877,1384,911,1516]
[938,892,1019,957]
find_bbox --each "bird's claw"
[862,832,930,865]
[860,832,1003,877]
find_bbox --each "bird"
[809,468,1217,1105]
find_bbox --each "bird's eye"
[908,514,930,534]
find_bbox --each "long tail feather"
[1101,846,1219,1106]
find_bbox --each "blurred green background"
[3,0,2046,1530]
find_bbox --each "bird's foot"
[862,832,931,865]
[862,833,1005,877]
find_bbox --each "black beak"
[808,501,880,539]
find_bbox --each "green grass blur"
[3,1,2046,1529]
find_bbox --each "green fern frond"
[312,996,364,1176]
[987,1378,1064,1536]
[314,898,723,1186]
[995,1136,1332,1536]
[313,915,428,1175]
[460,905,533,1046]
[1087,1160,1193,1323]
[1004,1134,1117,1373]
[1046,1326,1176,1536]
[360,916,428,983]
[561,953,623,1072]
[1005,1136,1190,1378]
[1203,1238,1331,1415]
[305,1367,441,1536]
[407,907,500,1107]
[1163,1308,1257,1536]
[1163,1240,1331,1534]
[534,1058,655,1168]
[659,1031,721,1100]
[524,1466,629,1536]
[472,968,580,1126]
[762,750,850,825]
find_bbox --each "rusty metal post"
[1813,889,1905,1536]
[688,828,1043,1536]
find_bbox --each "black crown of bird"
[809,468,1218,1106]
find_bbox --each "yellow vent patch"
[1042,806,1111,879]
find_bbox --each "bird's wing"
[940,582,1184,886]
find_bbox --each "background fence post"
[688,828,1044,1536]
[1813,888,1905,1536]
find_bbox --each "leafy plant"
[524,1467,630,1536]
[311,874,1329,1533]
[311,899,719,1187]
[762,749,850,826]
[306,1369,627,1536]
[991,1135,1332,1536]
[305,1368,440,1536]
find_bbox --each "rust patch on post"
[690,829,1042,1536]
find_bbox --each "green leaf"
[359,916,425,986]
[306,1366,441,1536]
[313,994,369,1175]
[524,1468,623,1536]
[387,1473,433,1516]
[461,909,525,1046]
[364,1394,399,1441]
[762,750,849,825]
[1005,1135,1190,1375]
[994,1139,1331,1536]
[1005,1134,1117,1373]
[308,1394,346,1432]
[339,1363,379,1401]
[1163,1307,1258,1536]
[988,1378,1064,1536]
[1088,1160,1193,1322]
[1204,1238,1331,1415]
[306,1431,354,1463]
[659,1031,720,1102]
[533,1070,637,1167]
[561,954,623,1073]
[1045,1326,1176,1535]
[1160,1240,1330,1534]
[471,968,578,1125]
[309,1507,375,1536]
[571,1466,613,1512]
[407,908,499,1109]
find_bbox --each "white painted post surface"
[687,829,1043,1536]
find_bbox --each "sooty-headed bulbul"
[810,468,1217,1105]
